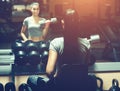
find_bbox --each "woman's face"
[31,4,40,16]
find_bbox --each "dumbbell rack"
[0,49,14,75]
[0,49,46,83]
[1,49,120,91]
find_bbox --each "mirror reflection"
[0,0,120,75]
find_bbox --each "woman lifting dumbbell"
[12,2,51,65]
[20,2,50,42]
[46,9,96,78]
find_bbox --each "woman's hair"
[62,9,81,64]
[63,9,80,34]
[62,9,94,65]
[30,2,39,8]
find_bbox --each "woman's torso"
[24,16,46,42]
[49,37,91,76]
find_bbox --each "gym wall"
[48,0,116,20]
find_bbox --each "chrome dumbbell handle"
[45,18,57,23]
[89,34,100,43]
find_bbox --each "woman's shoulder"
[50,37,64,54]
[24,16,31,21]
[50,37,64,46]
[53,37,64,42]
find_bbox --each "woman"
[20,2,50,42]
[46,9,94,78]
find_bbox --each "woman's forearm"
[42,20,50,39]
[20,26,28,41]
[42,28,49,39]
[21,32,28,41]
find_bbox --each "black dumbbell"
[88,75,103,91]
[19,83,32,91]
[11,39,25,53]
[14,50,27,65]
[0,83,4,91]
[27,75,47,91]
[109,79,120,91]
[87,75,97,91]
[27,50,41,65]
[41,50,48,64]
[25,40,38,53]
[96,76,103,91]
[5,82,16,91]
[39,41,49,53]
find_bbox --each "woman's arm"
[20,25,28,41]
[46,49,58,78]
[42,20,50,39]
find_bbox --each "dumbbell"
[109,79,120,91]
[39,41,49,53]
[39,41,49,64]
[87,75,97,91]
[40,50,49,64]
[0,83,4,91]
[25,40,41,65]
[41,18,57,24]
[27,75,48,91]
[5,82,16,91]
[96,76,103,91]
[11,39,27,65]
[27,50,41,65]
[19,83,32,91]
[88,34,100,43]
[25,40,39,53]
[11,39,25,53]
[14,50,27,65]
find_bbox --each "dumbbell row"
[0,82,16,91]
[1,78,120,91]
[0,82,32,91]
[11,40,49,65]
[11,40,49,53]
[14,50,48,64]
[0,82,48,91]
[0,76,50,91]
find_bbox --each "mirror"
[0,0,120,75]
